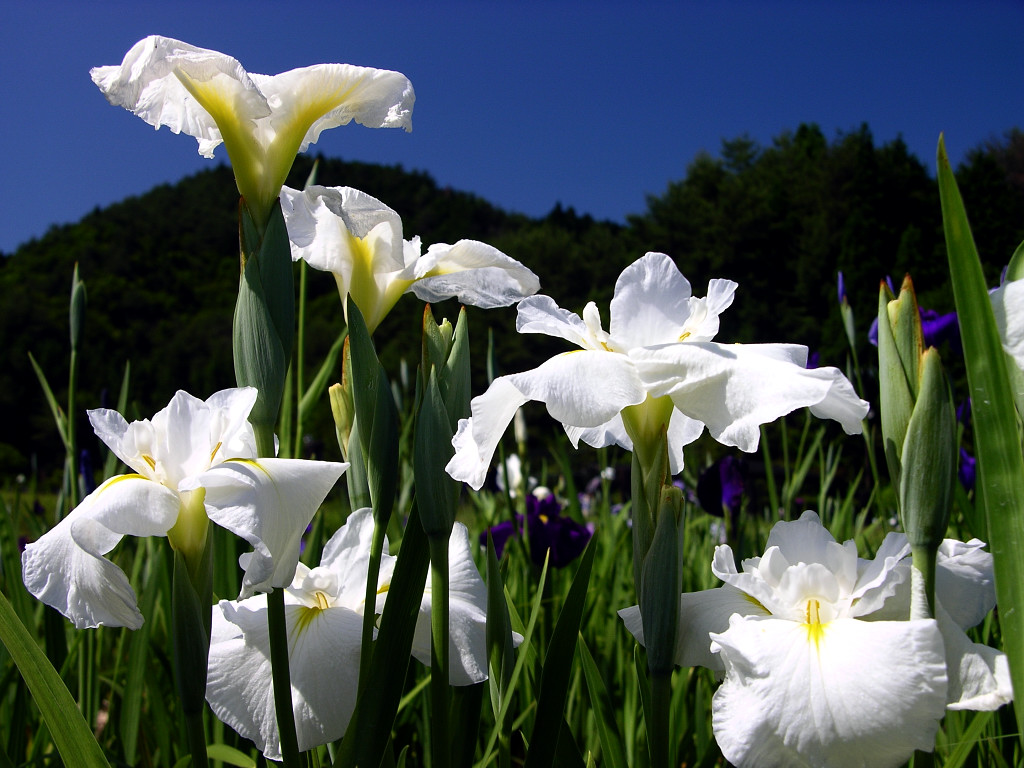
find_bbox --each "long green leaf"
[0,591,111,768]
[335,503,431,768]
[27,352,68,450]
[939,134,1024,742]
[577,633,628,768]
[524,540,596,768]
[298,330,346,421]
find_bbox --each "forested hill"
[2,124,1022,478]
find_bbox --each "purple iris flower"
[837,272,848,306]
[958,447,977,492]
[482,490,591,568]
[696,455,745,519]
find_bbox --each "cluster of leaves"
[1,125,1022,481]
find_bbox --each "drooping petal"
[566,407,703,475]
[22,475,181,629]
[710,614,947,768]
[935,538,996,629]
[447,353,645,489]
[407,240,540,308]
[633,342,867,452]
[90,36,266,159]
[206,595,363,760]
[252,62,413,153]
[937,601,1013,711]
[618,583,765,671]
[196,458,347,596]
[411,523,492,685]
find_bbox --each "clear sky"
[2,0,1021,254]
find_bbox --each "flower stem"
[428,534,451,768]
[358,518,388,696]
[648,670,672,768]
[267,587,302,767]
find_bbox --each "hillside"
[3,126,1021,480]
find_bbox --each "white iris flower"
[280,185,540,332]
[22,388,347,629]
[91,36,414,223]
[619,511,1012,768]
[446,252,868,490]
[990,277,1024,372]
[205,508,501,760]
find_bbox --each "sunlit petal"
[206,595,363,760]
[711,614,947,768]
[412,523,492,685]
[633,342,867,451]
[408,240,540,308]
[197,458,348,596]
[22,475,180,629]
[609,252,694,347]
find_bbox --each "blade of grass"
[939,134,1024,743]
[523,540,596,768]
[0,590,111,768]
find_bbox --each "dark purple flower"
[79,449,96,495]
[481,490,591,568]
[696,455,745,518]
[958,447,976,492]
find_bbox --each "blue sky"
[2,0,1021,254]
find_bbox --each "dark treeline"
[2,124,1022,479]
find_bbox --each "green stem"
[428,534,450,768]
[358,519,388,697]
[910,547,937,620]
[647,671,672,768]
[294,260,307,459]
[267,588,302,767]
[185,710,210,768]
[67,347,79,511]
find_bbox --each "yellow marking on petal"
[224,458,271,476]
[293,605,322,637]
[376,581,391,596]
[804,598,825,648]
[314,591,330,610]
[210,441,223,463]
[142,454,156,471]
[742,592,769,613]
[678,331,691,342]
[538,514,549,524]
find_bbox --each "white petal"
[253,63,414,151]
[609,252,694,347]
[91,36,267,158]
[447,379,531,490]
[991,279,1024,372]
[411,523,491,685]
[447,354,645,489]
[408,240,540,308]
[618,584,764,671]
[280,185,404,275]
[516,295,591,348]
[206,596,363,760]
[567,408,702,475]
[937,601,1013,711]
[198,458,347,596]
[22,475,180,629]
[710,615,947,768]
[936,538,996,629]
[632,342,867,452]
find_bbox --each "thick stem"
[648,671,672,768]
